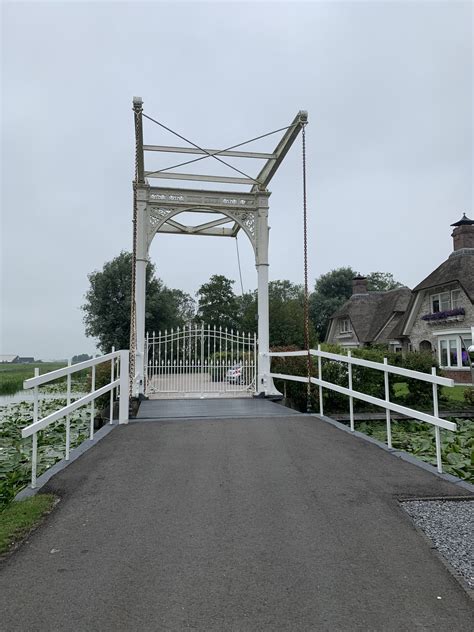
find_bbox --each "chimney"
[451,213,474,251]
[352,276,368,295]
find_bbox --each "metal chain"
[129,105,141,396]
[302,123,312,413]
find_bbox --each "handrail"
[270,372,456,431]
[23,351,119,389]
[21,350,130,488]
[21,380,120,438]
[269,346,457,474]
[267,349,454,386]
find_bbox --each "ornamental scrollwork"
[230,210,256,239]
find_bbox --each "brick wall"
[408,283,474,353]
[442,369,473,385]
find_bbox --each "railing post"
[65,359,71,460]
[348,350,354,432]
[384,358,392,448]
[31,367,40,488]
[110,346,115,424]
[317,345,323,416]
[90,364,96,440]
[119,350,130,424]
[432,367,442,473]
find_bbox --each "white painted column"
[255,193,280,396]
[134,192,148,397]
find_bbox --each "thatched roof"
[412,250,474,302]
[330,287,412,343]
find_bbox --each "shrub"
[464,387,474,406]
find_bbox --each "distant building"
[398,213,474,383]
[0,355,20,363]
[325,214,474,384]
[17,357,35,363]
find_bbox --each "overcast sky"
[1,0,472,360]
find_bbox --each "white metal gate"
[145,324,257,396]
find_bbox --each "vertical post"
[255,192,280,396]
[119,351,130,423]
[133,178,149,398]
[66,359,72,459]
[317,345,323,416]
[109,347,115,424]
[31,367,39,489]
[348,350,354,432]
[201,322,205,395]
[90,364,96,440]
[134,254,147,397]
[432,367,442,473]
[384,358,392,448]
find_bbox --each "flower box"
[421,307,465,322]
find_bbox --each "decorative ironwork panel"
[145,324,257,396]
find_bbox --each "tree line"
[82,252,401,352]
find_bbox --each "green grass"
[0,494,56,555]
[442,385,469,403]
[0,363,67,395]
[393,383,472,409]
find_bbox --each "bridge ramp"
[1,414,472,630]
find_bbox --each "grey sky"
[1,1,472,359]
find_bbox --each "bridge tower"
[130,97,307,398]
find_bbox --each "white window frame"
[438,336,472,369]
[430,289,463,313]
[339,318,351,334]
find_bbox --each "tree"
[309,267,356,341]
[82,251,195,352]
[268,280,315,348]
[72,354,92,364]
[195,275,239,330]
[235,280,315,348]
[366,272,402,292]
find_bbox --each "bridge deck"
[137,397,300,419]
[1,411,473,631]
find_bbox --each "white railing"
[21,350,129,488]
[269,346,456,473]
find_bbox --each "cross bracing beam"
[157,224,234,237]
[145,171,255,186]
[144,145,274,160]
[158,216,234,236]
[251,110,308,191]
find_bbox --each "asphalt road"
[1,414,473,631]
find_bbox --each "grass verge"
[0,494,57,555]
[0,363,66,395]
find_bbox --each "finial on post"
[298,110,309,125]
[133,96,143,112]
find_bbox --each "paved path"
[1,412,473,631]
[137,397,299,419]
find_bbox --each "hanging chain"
[302,123,312,414]
[129,104,141,396]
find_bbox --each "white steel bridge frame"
[131,97,307,398]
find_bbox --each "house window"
[451,289,462,309]
[339,318,351,333]
[431,289,462,313]
[438,337,472,368]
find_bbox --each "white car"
[226,364,243,384]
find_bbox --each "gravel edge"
[401,499,474,596]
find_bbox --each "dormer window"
[339,318,351,333]
[431,289,461,313]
